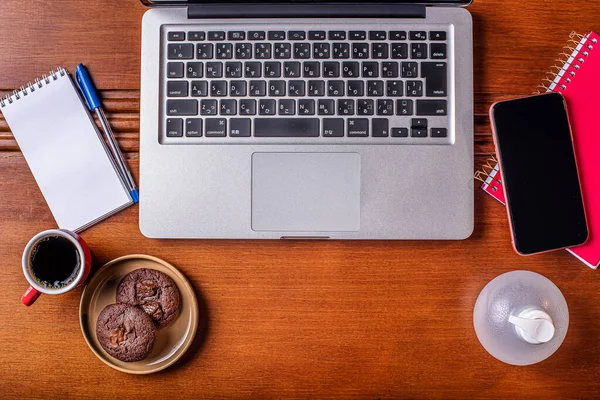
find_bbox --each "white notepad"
[0,67,132,232]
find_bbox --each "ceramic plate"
[79,254,198,374]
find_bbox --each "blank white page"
[1,70,131,231]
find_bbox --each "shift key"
[167,99,198,115]
[417,100,447,116]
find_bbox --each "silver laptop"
[139,0,473,239]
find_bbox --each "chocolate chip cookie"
[96,303,156,362]
[116,268,180,329]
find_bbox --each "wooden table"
[1,1,599,398]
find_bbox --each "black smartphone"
[490,92,588,255]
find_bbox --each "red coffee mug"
[21,229,92,306]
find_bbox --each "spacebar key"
[254,118,320,137]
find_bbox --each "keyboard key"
[298,99,315,115]
[416,100,448,116]
[421,62,447,96]
[347,81,364,96]
[401,61,418,78]
[391,127,409,137]
[377,99,394,115]
[166,118,183,137]
[196,43,213,59]
[167,99,197,115]
[189,31,205,41]
[274,43,292,59]
[323,62,340,78]
[255,43,272,59]
[255,118,319,137]
[391,43,408,59]
[369,31,386,40]
[372,43,389,59]
[228,31,245,40]
[313,43,331,59]
[249,31,266,40]
[386,80,403,97]
[249,80,267,96]
[278,99,296,115]
[349,31,366,40]
[230,118,251,137]
[431,128,447,137]
[411,118,428,128]
[362,62,379,78]
[168,43,194,59]
[308,80,325,96]
[216,43,233,59]
[342,61,360,78]
[200,99,217,115]
[205,118,227,137]
[168,31,185,41]
[288,80,306,96]
[430,43,447,60]
[208,31,225,41]
[430,31,447,41]
[240,99,257,115]
[235,43,253,59]
[294,43,311,59]
[259,99,276,115]
[357,99,374,115]
[225,61,243,78]
[284,61,301,77]
[323,118,344,137]
[381,62,398,78]
[167,81,188,97]
[205,62,223,78]
[265,62,282,77]
[409,31,427,41]
[229,80,247,96]
[333,43,350,59]
[372,118,389,137]
[347,118,369,137]
[396,99,413,115]
[308,31,326,40]
[329,31,346,40]
[352,43,369,59]
[167,62,184,78]
[411,128,427,137]
[411,43,428,59]
[367,80,384,96]
[318,99,335,115]
[240,99,256,115]
[210,80,227,96]
[269,80,286,96]
[185,118,202,137]
[289,31,306,40]
[303,62,320,78]
[191,80,208,97]
[245,62,262,78]
[337,99,355,116]
[390,31,407,41]
[268,31,286,40]
[407,81,423,97]
[186,62,203,78]
[327,80,344,96]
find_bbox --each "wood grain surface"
[1,1,600,398]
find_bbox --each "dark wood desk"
[1,1,599,398]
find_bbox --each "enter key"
[421,62,447,97]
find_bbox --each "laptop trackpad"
[252,152,360,232]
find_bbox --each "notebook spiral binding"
[474,154,502,188]
[0,66,66,108]
[535,31,597,94]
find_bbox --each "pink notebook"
[476,31,600,269]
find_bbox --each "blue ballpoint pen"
[75,64,139,203]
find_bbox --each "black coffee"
[30,236,80,289]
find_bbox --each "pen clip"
[75,63,101,111]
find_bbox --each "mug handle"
[22,286,41,306]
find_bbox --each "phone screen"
[491,93,588,255]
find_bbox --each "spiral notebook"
[476,31,600,269]
[0,67,133,232]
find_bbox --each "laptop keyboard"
[161,24,451,144]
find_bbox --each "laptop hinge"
[187,3,426,19]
